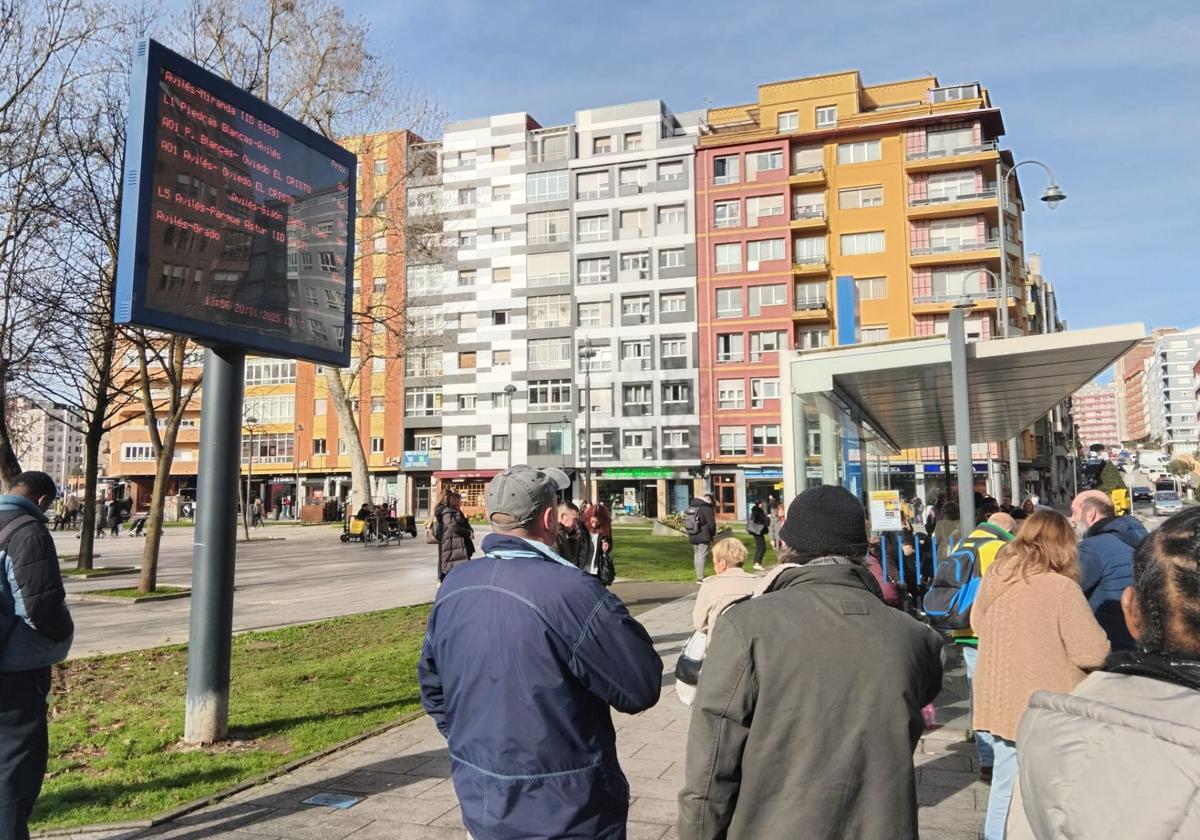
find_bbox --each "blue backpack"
[922,543,981,631]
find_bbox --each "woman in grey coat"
[1007,507,1200,839]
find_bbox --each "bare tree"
[168,0,443,509]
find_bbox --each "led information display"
[115,39,356,366]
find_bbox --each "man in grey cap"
[419,465,662,840]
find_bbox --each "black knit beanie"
[778,485,869,563]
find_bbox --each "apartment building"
[10,398,85,490]
[1147,327,1200,456]
[399,103,701,517]
[1073,382,1121,451]
[695,71,1034,517]
[1115,326,1179,444]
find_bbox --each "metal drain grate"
[302,792,362,810]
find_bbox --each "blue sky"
[343,0,1198,334]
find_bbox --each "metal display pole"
[949,304,976,531]
[184,347,245,743]
[580,339,596,504]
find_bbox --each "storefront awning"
[783,323,1145,451]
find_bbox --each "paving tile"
[332,792,457,826]
[626,795,679,825]
[626,821,670,840]
[233,809,374,840]
[620,756,675,780]
[343,821,469,839]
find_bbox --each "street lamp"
[294,422,304,519]
[949,294,976,530]
[503,384,516,468]
[579,338,597,504]
[242,413,259,538]
[997,158,1067,504]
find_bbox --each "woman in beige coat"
[972,510,1109,840]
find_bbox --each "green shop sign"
[603,468,674,479]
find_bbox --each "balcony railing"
[911,238,999,256]
[793,254,828,266]
[790,164,824,177]
[906,139,998,161]
[909,186,999,207]
[794,296,829,310]
[528,151,568,164]
[792,206,826,221]
[527,232,570,245]
[912,284,1020,304]
[527,272,570,288]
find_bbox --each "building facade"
[1115,326,1179,444]
[1147,327,1200,457]
[10,398,85,490]
[1072,382,1121,452]
[694,71,1036,517]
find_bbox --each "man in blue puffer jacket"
[1071,490,1148,651]
[419,465,662,840]
[1,471,74,840]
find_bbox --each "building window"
[796,326,831,349]
[493,391,512,409]
[458,435,477,453]
[746,195,784,226]
[619,208,647,237]
[338,439,347,455]
[713,154,740,185]
[816,105,837,127]
[458,394,478,411]
[491,145,510,161]
[406,263,443,297]
[856,276,887,300]
[837,140,881,164]
[526,169,569,202]
[623,132,642,151]
[458,351,477,369]
[657,205,685,228]
[778,110,799,131]
[458,187,476,206]
[618,252,650,280]
[578,301,612,327]
[747,150,783,175]
[528,251,570,287]
[492,434,509,452]
[750,378,780,408]
[793,235,827,264]
[840,230,886,255]
[663,382,690,404]
[623,430,653,458]
[750,330,787,362]
[491,226,512,242]
[529,379,572,412]
[245,359,297,385]
[492,184,511,201]
[623,384,653,414]
[314,398,327,416]
[618,166,646,190]
[620,339,652,370]
[577,257,611,285]
[716,288,743,318]
[493,267,512,283]
[663,429,689,450]
[861,325,889,343]
[577,214,610,242]
[719,426,747,456]
[839,185,884,209]
[660,293,686,314]
[658,160,684,181]
[312,438,327,455]
[661,337,687,359]
[748,283,787,315]
[716,333,744,363]
[659,248,685,269]
[372,276,387,294]
[527,210,569,245]
[492,310,509,326]
[715,243,741,274]
[494,350,511,366]
[122,443,154,461]
[371,437,385,454]
[372,158,387,175]
[714,200,740,229]
[718,379,746,410]
[751,424,781,455]
[586,430,615,459]
[593,136,612,154]
[405,347,442,377]
[405,387,443,416]
[371,396,386,414]
[577,170,610,199]
[457,230,476,248]
[529,423,574,456]
[528,337,572,370]
[747,238,785,264]
[579,346,613,374]
[621,295,651,323]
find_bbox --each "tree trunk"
[139,423,181,593]
[76,425,104,570]
[323,368,371,509]
[0,362,24,490]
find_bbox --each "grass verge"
[77,586,190,600]
[34,604,431,831]
[59,567,135,578]
[610,525,781,581]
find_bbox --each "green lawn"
[35,604,431,831]
[611,525,781,581]
[79,585,190,598]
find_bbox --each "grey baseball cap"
[486,465,571,530]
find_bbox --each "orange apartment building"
[695,71,1034,517]
[1115,327,1179,444]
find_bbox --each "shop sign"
[744,468,784,478]
[403,451,432,468]
[923,463,989,474]
[604,467,673,479]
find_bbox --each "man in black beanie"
[678,485,944,840]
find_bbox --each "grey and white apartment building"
[1146,326,1200,457]
[400,101,703,517]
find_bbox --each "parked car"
[1132,486,1154,503]
[1153,490,1183,517]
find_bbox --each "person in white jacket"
[1008,506,1200,839]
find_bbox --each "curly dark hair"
[1132,507,1200,656]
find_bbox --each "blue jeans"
[960,644,994,769]
[983,736,1018,840]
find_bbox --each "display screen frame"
[114,38,357,367]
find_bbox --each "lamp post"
[949,288,977,530]
[579,338,597,504]
[997,158,1066,505]
[503,384,516,468]
[294,422,303,519]
[242,413,259,539]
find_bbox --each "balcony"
[904,140,999,173]
[911,238,999,256]
[527,232,570,246]
[528,150,568,164]
[907,186,1001,219]
[912,284,1021,309]
[793,296,830,321]
[791,255,828,275]
[789,165,825,186]
[790,206,827,230]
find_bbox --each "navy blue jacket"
[0,495,74,670]
[419,533,662,840]
[1078,515,1147,652]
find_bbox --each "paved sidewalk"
[56,594,986,839]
